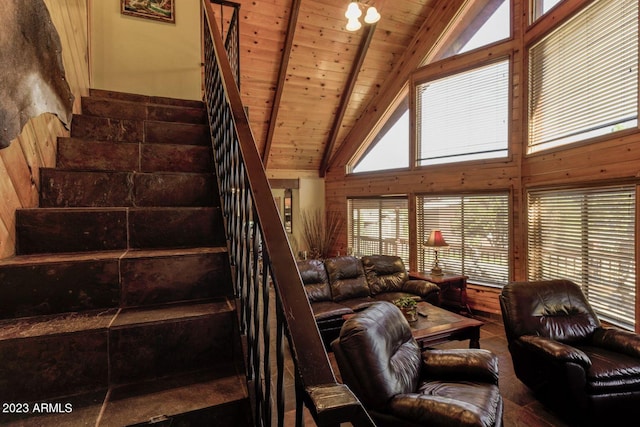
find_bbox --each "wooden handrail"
[201,1,375,425]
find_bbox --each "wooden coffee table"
[410,302,483,349]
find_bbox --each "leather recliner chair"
[500,279,640,426]
[331,301,503,427]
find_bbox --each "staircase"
[0,90,251,426]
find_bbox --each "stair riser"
[0,259,120,320]
[40,169,217,208]
[121,251,231,307]
[56,138,214,173]
[71,115,209,146]
[16,208,225,254]
[0,252,231,319]
[110,311,236,384]
[81,97,207,124]
[0,310,235,401]
[0,331,109,401]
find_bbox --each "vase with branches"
[300,209,343,259]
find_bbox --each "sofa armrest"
[592,327,640,359]
[519,335,592,368]
[402,279,440,299]
[421,349,499,384]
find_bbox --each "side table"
[409,271,471,315]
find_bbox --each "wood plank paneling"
[467,284,501,315]
[0,0,89,259]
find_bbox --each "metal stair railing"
[202,1,376,426]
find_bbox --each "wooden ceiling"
[211,0,464,177]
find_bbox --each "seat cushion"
[362,255,407,295]
[578,345,640,394]
[325,256,371,301]
[298,259,332,302]
[388,381,502,427]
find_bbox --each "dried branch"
[300,209,343,259]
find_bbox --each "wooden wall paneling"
[522,134,640,187]
[466,284,501,315]
[0,157,20,258]
[0,0,89,260]
[0,142,39,208]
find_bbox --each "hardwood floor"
[451,313,570,427]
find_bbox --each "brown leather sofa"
[297,255,439,346]
[500,279,640,426]
[332,301,504,427]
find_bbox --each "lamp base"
[430,266,444,276]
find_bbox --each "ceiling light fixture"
[345,2,380,31]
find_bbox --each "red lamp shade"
[424,230,449,248]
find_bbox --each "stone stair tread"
[101,368,248,426]
[0,369,249,427]
[111,299,233,329]
[122,246,227,259]
[0,309,116,340]
[0,249,126,266]
[89,88,205,109]
[0,300,231,341]
[0,247,227,266]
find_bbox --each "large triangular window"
[352,99,409,173]
[349,0,510,173]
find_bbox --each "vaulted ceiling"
[212,0,467,176]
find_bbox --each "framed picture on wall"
[121,0,175,23]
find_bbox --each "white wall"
[272,177,325,258]
[90,0,201,100]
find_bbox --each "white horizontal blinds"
[416,193,509,286]
[416,60,509,166]
[528,0,638,153]
[348,197,409,266]
[527,186,636,330]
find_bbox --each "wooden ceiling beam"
[319,23,377,177]
[262,0,302,168]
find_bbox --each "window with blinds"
[528,0,638,153]
[416,193,509,286]
[348,197,409,266]
[531,0,563,22]
[527,186,636,330]
[416,59,509,166]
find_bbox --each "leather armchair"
[500,279,640,426]
[331,301,503,427]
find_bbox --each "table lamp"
[423,230,449,276]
